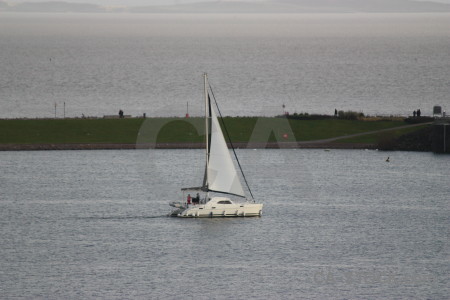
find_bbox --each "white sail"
[207,96,246,197]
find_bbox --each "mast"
[204,73,209,193]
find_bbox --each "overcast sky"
[5,0,450,5]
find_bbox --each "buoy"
[386,157,390,162]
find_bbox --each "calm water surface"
[0,149,449,299]
[1,13,450,118]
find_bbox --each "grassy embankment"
[0,117,425,146]
[332,123,429,144]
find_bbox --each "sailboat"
[169,74,263,217]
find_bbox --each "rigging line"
[208,82,255,201]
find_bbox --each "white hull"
[170,197,263,218]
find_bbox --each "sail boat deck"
[172,197,262,218]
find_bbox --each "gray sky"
[5,0,450,5]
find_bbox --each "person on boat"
[187,194,192,205]
[193,193,200,204]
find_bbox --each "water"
[1,149,449,299]
[1,13,450,118]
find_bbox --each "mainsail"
[205,94,246,197]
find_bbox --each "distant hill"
[1,1,103,12]
[131,0,450,13]
[276,0,450,12]
[1,0,450,13]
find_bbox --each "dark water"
[1,149,449,299]
[1,13,450,118]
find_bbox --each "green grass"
[0,117,415,144]
[287,119,407,141]
[148,118,204,143]
[221,118,408,143]
[334,124,430,144]
[0,118,144,144]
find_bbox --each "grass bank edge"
[0,117,415,144]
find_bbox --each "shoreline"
[0,142,377,151]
